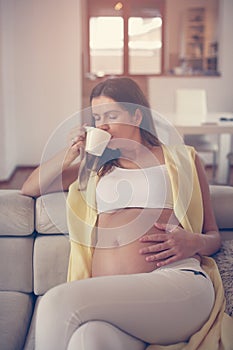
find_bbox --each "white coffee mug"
[85,126,111,156]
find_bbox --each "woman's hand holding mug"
[65,125,111,168]
[64,125,87,167]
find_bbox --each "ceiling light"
[114,2,123,11]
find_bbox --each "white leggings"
[35,258,215,350]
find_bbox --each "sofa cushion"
[34,235,70,296]
[210,185,233,229]
[35,192,68,234]
[0,291,34,350]
[0,237,34,293]
[23,296,42,350]
[0,190,34,236]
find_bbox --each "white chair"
[175,89,218,182]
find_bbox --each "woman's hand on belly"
[139,222,202,268]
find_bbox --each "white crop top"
[96,165,173,214]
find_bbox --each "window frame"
[85,0,165,77]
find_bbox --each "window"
[84,0,220,78]
[86,0,165,77]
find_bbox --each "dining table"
[173,113,233,185]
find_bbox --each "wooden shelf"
[184,7,206,66]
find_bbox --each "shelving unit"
[184,7,206,72]
[182,6,219,75]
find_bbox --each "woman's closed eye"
[92,111,120,124]
[106,111,120,120]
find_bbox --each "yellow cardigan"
[66,144,233,349]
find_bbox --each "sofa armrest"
[0,190,34,236]
[35,192,68,234]
[209,185,233,229]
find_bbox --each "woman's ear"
[132,109,143,126]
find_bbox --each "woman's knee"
[68,321,147,350]
[37,283,67,321]
[36,283,84,350]
[37,281,88,322]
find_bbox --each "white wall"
[148,0,233,119]
[0,0,82,180]
[0,0,17,180]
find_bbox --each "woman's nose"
[97,121,109,131]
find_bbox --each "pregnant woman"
[22,77,229,350]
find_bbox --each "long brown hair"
[79,77,161,189]
[92,77,160,170]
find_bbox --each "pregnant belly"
[92,208,179,277]
[92,239,158,276]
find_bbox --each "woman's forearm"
[21,126,85,197]
[196,230,222,256]
[21,148,69,197]
[21,145,81,197]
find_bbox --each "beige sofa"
[0,186,233,350]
